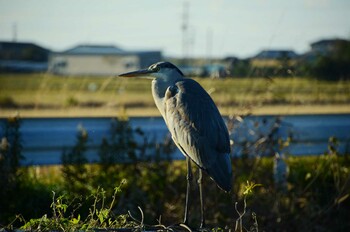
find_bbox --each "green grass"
[0,73,350,116]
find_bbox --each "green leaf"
[243,181,262,196]
[70,214,80,225]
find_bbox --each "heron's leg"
[198,169,206,229]
[184,156,192,225]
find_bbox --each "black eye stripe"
[148,64,159,71]
[148,62,184,76]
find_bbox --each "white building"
[48,45,161,76]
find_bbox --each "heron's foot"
[200,217,206,227]
[197,222,210,232]
[198,227,210,232]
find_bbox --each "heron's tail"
[206,153,232,192]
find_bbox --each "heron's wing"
[164,79,232,191]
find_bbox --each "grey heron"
[119,61,232,228]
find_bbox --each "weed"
[234,181,262,232]
[19,179,135,231]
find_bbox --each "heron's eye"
[152,66,160,72]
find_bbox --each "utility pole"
[182,1,189,65]
[12,23,17,42]
[206,28,213,64]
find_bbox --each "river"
[0,114,349,166]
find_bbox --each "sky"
[0,0,350,58]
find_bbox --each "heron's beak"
[118,69,154,77]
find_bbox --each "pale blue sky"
[1,0,349,58]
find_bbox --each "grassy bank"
[2,156,349,231]
[1,73,349,117]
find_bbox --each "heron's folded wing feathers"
[164,79,230,168]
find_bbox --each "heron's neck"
[152,77,181,116]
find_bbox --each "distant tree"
[235,59,251,77]
[228,59,251,77]
[309,40,350,80]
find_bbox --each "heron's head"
[119,61,184,81]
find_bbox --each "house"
[0,41,50,72]
[310,39,349,55]
[301,38,350,62]
[250,50,298,68]
[48,44,162,76]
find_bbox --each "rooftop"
[311,38,349,47]
[61,45,125,55]
[254,50,298,59]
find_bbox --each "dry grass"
[1,73,349,117]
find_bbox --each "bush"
[0,116,23,222]
[0,96,17,108]
[61,125,90,196]
[65,96,79,107]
